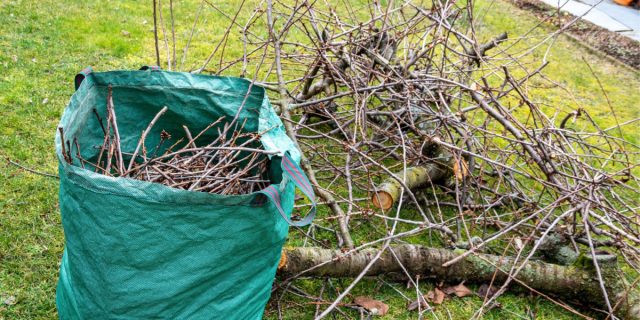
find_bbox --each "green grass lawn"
[1,0,638,319]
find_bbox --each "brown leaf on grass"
[354,296,389,316]
[442,282,473,298]
[453,156,469,181]
[441,286,455,295]
[407,295,428,311]
[426,288,445,304]
[477,284,500,299]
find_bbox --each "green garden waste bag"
[55,67,316,319]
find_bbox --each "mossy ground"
[0,0,638,319]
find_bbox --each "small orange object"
[613,0,633,6]
[453,156,469,181]
[277,250,287,269]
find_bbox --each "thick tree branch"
[280,245,640,319]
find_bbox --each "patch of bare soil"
[511,0,640,70]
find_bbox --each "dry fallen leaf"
[441,286,455,295]
[453,156,469,181]
[407,295,428,311]
[442,282,473,298]
[426,288,445,304]
[354,296,389,316]
[477,284,500,299]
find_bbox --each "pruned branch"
[280,245,640,319]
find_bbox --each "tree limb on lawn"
[279,245,640,319]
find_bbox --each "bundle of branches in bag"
[59,85,272,196]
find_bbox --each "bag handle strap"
[74,66,93,91]
[139,65,162,71]
[75,66,160,91]
[260,152,316,227]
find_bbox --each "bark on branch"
[279,245,640,319]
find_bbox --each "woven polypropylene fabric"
[55,69,299,319]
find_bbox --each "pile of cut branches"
[143,0,640,318]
